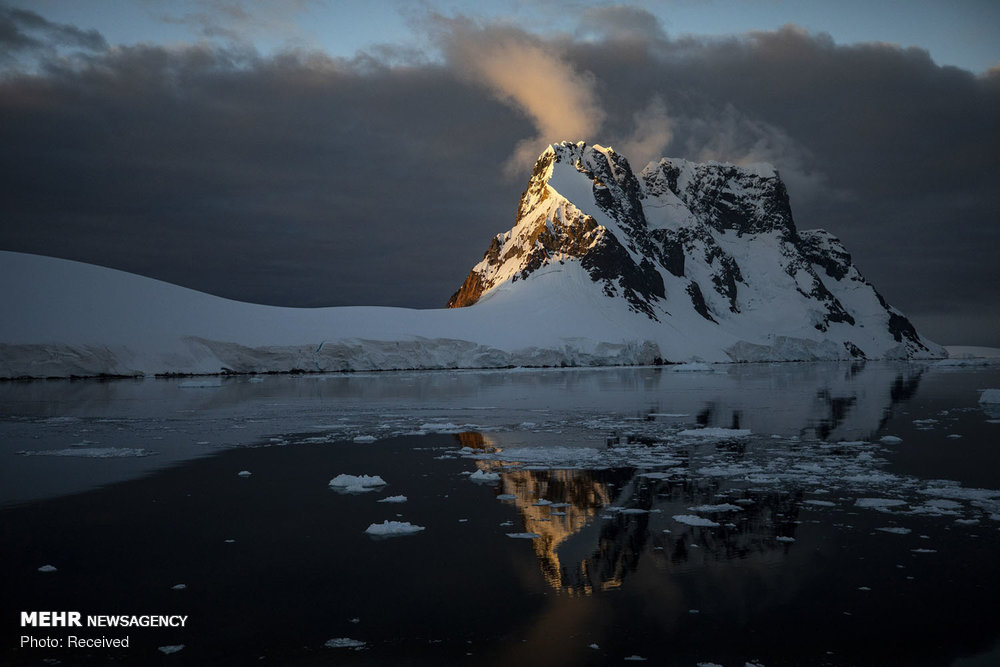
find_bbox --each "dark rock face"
[445,141,938,359]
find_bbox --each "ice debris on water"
[365,521,425,537]
[855,498,907,511]
[325,637,366,649]
[979,389,1000,404]
[688,504,743,513]
[776,536,796,543]
[876,527,912,535]
[37,565,57,573]
[673,515,720,527]
[329,474,387,492]
[171,584,186,590]
[377,495,407,503]
[623,656,647,661]
[468,469,501,482]
[879,435,903,444]
[506,532,541,539]
[237,470,252,477]
[158,645,185,654]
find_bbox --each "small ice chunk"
[37,564,57,573]
[325,637,366,649]
[672,515,720,527]
[688,504,744,513]
[365,521,425,537]
[858,586,871,591]
[237,470,252,477]
[855,498,907,510]
[776,536,796,543]
[911,548,937,554]
[624,656,647,661]
[468,469,501,482]
[353,435,377,443]
[377,495,407,503]
[496,494,517,500]
[589,643,600,649]
[979,389,1000,404]
[876,527,912,535]
[532,499,553,506]
[621,508,650,514]
[804,500,836,507]
[171,583,187,590]
[880,435,903,444]
[158,645,185,654]
[329,474,387,489]
[506,532,541,539]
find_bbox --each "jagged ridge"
[447,141,940,360]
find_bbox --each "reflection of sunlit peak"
[498,469,615,592]
[455,431,501,452]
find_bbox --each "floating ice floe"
[329,474,387,492]
[688,504,744,513]
[855,498,908,510]
[879,435,903,444]
[37,564,57,573]
[237,470,252,477]
[876,527,912,535]
[496,494,517,500]
[353,435,378,443]
[171,584,186,590]
[468,469,501,483]
[158,645,185,654]
[365,521,425,537]
[673,515,720,527]
[17,447,153,458]
[506,532,541,539]
[325,637,366,649]
[776,536,796,543]
[377,495,407,503]
[979,389,1000,404]
[803,500,836,507]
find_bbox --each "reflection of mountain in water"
[485,462,806,595]
[461,362,929,594]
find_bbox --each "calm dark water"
[2,362,998,666]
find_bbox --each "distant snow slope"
[0,144,944,379]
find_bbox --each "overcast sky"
[1,0,998,346]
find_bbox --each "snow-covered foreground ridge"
[1,143,942,378]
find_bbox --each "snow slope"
[0,143,944,378]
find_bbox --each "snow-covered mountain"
[448,141,942,362]
[0,142,943,379]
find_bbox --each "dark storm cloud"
[0,11,997,344]
[0,4,106,60]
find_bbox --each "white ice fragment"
[237,470,252,477]
[688,504,744,513]
[532,499,553,506]
[624,655,648,661]
[911,548,937,554]
[496,494,517,500]
[672,515,720,527]
[879,435,903,444]
[377,495,407,503]
[353,435,377,443]
[620,508,650,514]
[37,564,57,573]
[776,536,796,543]
[955,518,980,525]
[158,645,185,654]
[589,643,600,650]
[804,500,836,507]
[171,584,187,590]
[946,434,963,439]
[325,638,366,649]
[506,532,541,539]
[365,521,425,537]
[329,474,387,489]
[855,498,907,510]
[979,389,1000,404]
[468,469,501,482]
[876,527,912,535]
